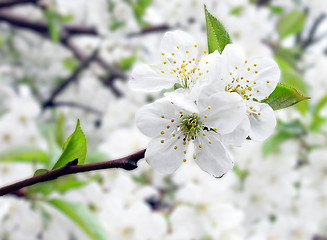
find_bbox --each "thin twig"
[0,10,98,36]
[127,24,170,38]
[0,149,146,196]
[42,44,100,109]
[0,0,38,8]
[313,235,327,240]
[301,14,326,50]
[49,101,103,116]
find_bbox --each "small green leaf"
[278,10,306,39]
[120,55,137,70]
[230,6,243,16]
[133,0,152,27]
[311,94,327,131]
[48,199,107,240]
[34,169,49,176]
[204,5,232,54]
[27,175,93,196]
[63,57,79,71]
[274,54,309,114]
[0,146,49,163]
[45,8,61,42]
[52,120,87,170]
[86,151,109,164]
[55,113,66,147]
[233,165,249,181]
[262,120,305,156]
[262,83,309,110]
[262,132,293,156]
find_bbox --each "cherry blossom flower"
[205,44,280,141]
[136,92,245,177]
[130,30,219,92]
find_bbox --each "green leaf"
[230,6,243,16]
[52,119,87,170]
[262,132,293,156]
[0,35,4,48]
[311,94,327,131]
[133,0,152,27]
[277,10,306,39]
[0,146,49,163]
[34,169,49,176]
[86,151,109,164]
[120,55,137,70]
[263,120,305,156]
[262,83,309,110]
[45,8,61,42]
[63,57,79,71]
[48,199,107,240]
[274,54,309,114]
[28,175,93,196]
[204,5,232,54]
[55,113,66,147]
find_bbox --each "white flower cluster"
[130,31,280,177]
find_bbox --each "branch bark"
[0,149,146,196]
[42,44,100,109]
[0,0,38,8]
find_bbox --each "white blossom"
[130,30,219,92]
[205,44,280,142]
[136,91,246,177]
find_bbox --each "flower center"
[161,46,208,89]
[179,113,203,140]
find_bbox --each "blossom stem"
[0,149,146,197]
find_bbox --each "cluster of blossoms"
[130,30,280,177]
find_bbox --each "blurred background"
[0,0,327,239]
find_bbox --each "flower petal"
[198,92,246,134]
[221,44,246,83]
[196,50,220,85]
[160,31,198,66]
[194,132,233,177]
[145,136,188,174]
[165,92,199,114]
[248,101,276,141]
[238,57,280,100]
[130,63,175,92]
[220,118,250,147]
[136,98,177,138]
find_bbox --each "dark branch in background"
[0,0,38,8]
[301,14,326,50]
[0,9,126,97]
[313,235,327,240]
[42,45,100,109]
[0,149,146,196]
[0,10,98,36]
[48,101,103,116]
[127,24,170,38]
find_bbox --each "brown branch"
[48,101,103,115]
[0,10,98,36]
[313,235,327,240]
[127,24,170,38]
[0,0,38,8]
[42,44,100,109]
[0,9,126,96]
[0,149,146,196]
[302,14,326,50]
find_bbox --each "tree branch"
[0,10,98,36]
[47,101,103,115]
[0,0,38,8]
[127,24,170,38]
[301,14,326,50]
[42,44,100,109]
[0,149,146,196]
